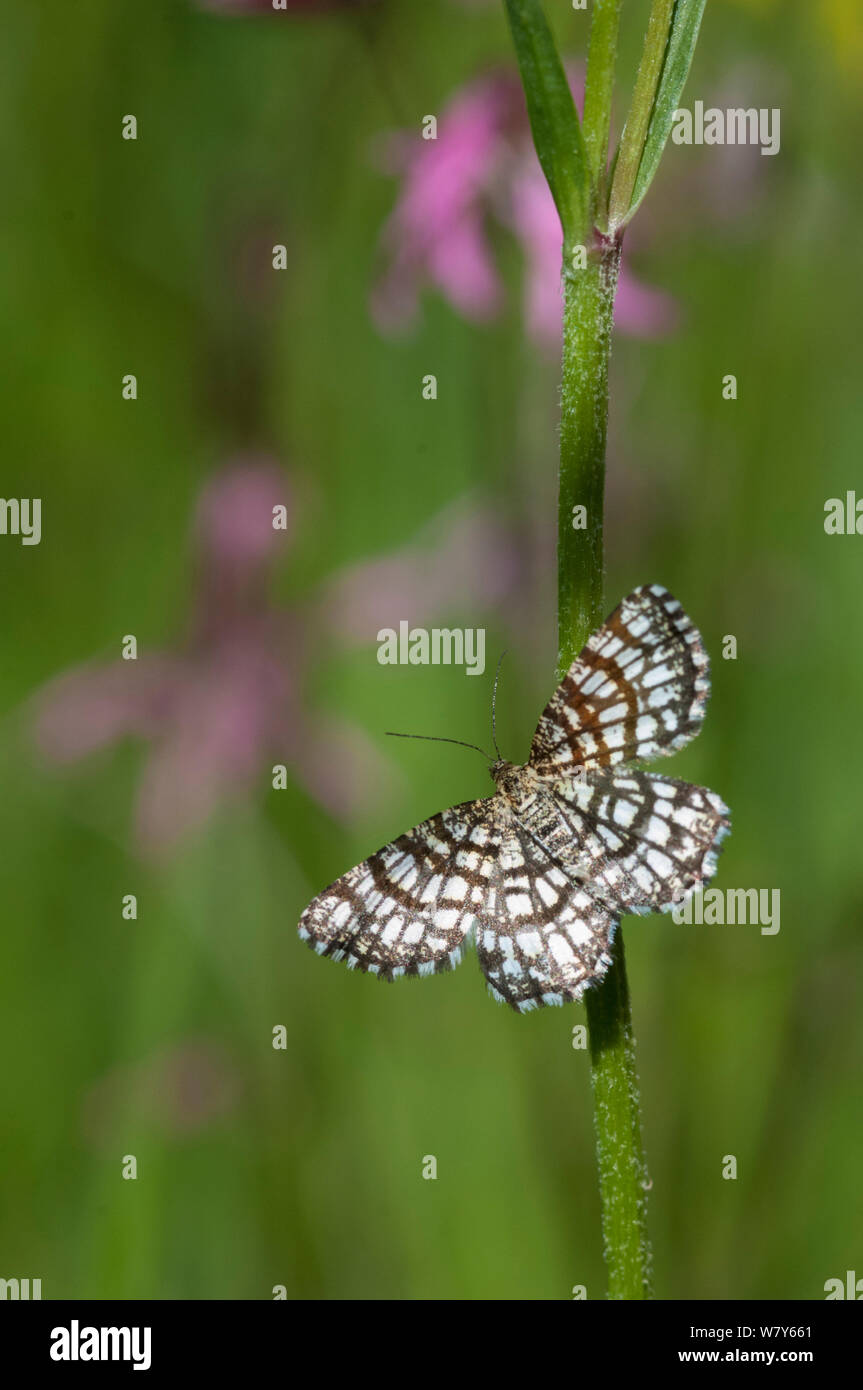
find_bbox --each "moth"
[298,585,730,1012]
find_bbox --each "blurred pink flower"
[372,70,678,349]
[32,462,527,855]
[316,496,522,642]
[33,460,389,853]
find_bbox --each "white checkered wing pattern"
[298,799,620,1009]
[298,800,501,979]
[477,824,618,1011]
[530,584,710,774]
[298,583,730,1014]
[548,770,730,915]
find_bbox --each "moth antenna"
[491,650,507,760]
[385,731,494,764]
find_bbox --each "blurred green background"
[1,0,861,1300]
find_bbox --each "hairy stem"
[584,932,652,1298]
[558,236,652,1300]
[557,236,620,680]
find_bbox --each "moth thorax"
[491,759,535,803]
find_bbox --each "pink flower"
[32,459,388,854]
[372,70,678,349]
[372,78,513,329]
[316,496,521,643]
[31,462,528,855]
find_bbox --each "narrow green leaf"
[607,0,675,231]
[504,0,590,244]
[626,0,708,222]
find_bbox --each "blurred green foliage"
[0,0,861,1300]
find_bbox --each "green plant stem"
[584,932,652,1298]
[558,236,652,1300]
[557,237,620,680]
